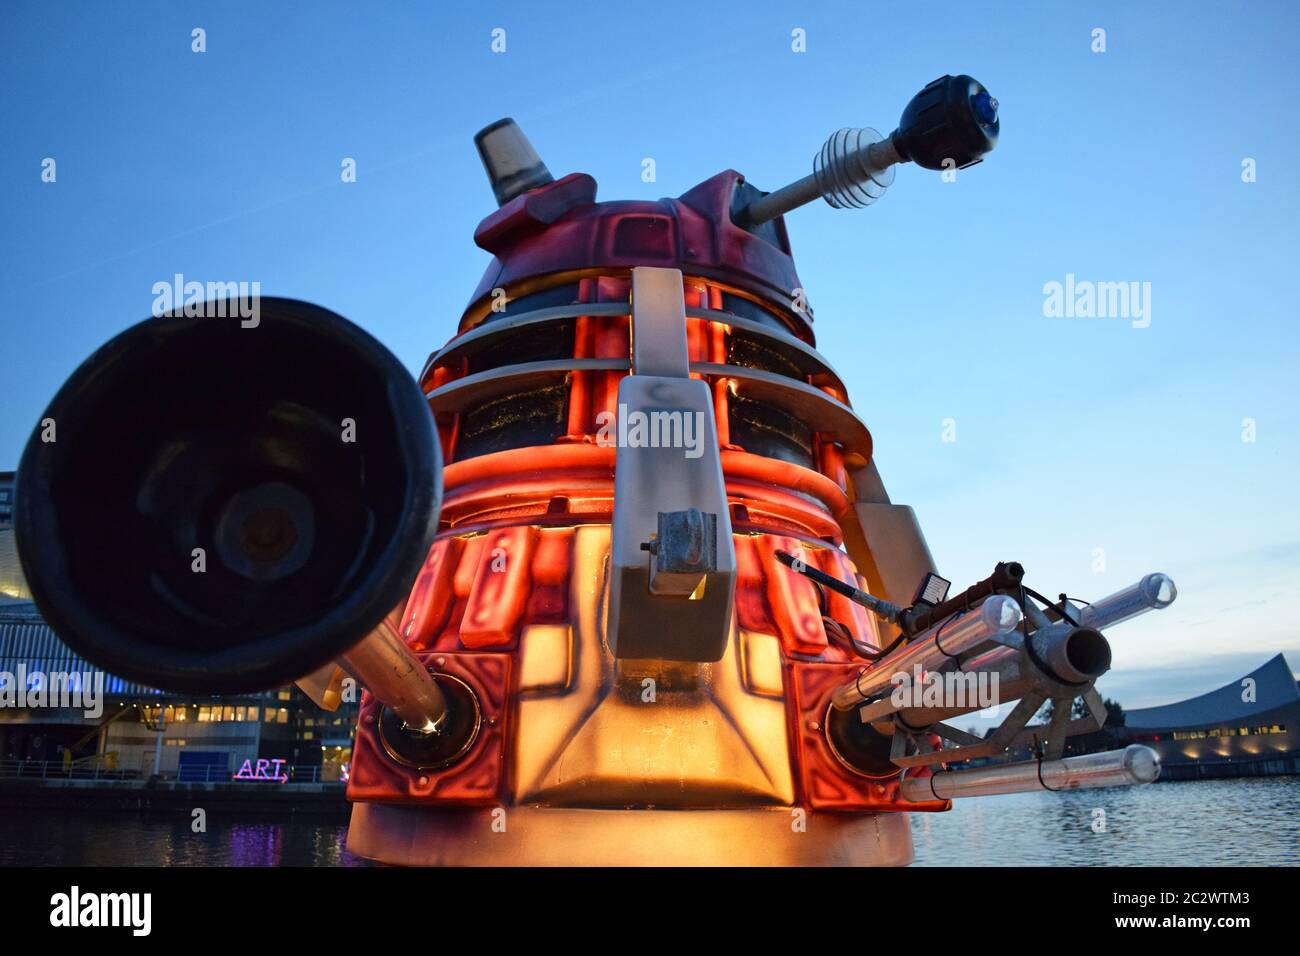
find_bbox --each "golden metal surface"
[510,526,794,808]
[517,624,573,694]
[740,630,785,698]
[348,803,914,866]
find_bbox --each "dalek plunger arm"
[737,73,1000,227]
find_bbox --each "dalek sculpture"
[14,74,1175,865]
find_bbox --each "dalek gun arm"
[777,556,1177,798]
[736,73,1000,228]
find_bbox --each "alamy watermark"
[890,664,1000,711]
[50,885,151,936]
[1042,273,1151,329]
[0,666,104,719]
[151,273,261,327]
[594,404,707,459]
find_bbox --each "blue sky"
[2,1,1297,711]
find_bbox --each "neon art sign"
[233,758,289,783]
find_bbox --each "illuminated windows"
[1169,724,1286,741]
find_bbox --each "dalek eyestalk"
[740,129,900,227]
[738,73,1000,227]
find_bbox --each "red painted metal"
[347,649,511,807]
[463,171,812,342]
[788,660,948,812]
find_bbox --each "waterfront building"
[0,600,358,780]
[1116,653,1300,779]
[1,474,357,782]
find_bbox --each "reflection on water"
[1,778,1296,865]
[910,777,1300,866]
[0,812,370,867]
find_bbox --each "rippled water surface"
[0,812,369,866]
[910,777,1300,866]
[1,777,1296,865]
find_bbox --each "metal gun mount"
[879,574,1173,769]
[777,554,1177,798]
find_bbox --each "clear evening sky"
[2,1,1297,713]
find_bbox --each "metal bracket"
[630,267,690,378]
[892,692,1045,768]
[606,267,737,662]
[642,507,718,596]
[1004,689,1106,753]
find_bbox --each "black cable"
[1032,735,1063,792]
[804,567,903,661]
[1018,583,1051,672]
[823,615,866,655]
[931,610,962,659]
[1022,585,1080,626]
[853,630,906,662]
[1019,585,1093,688]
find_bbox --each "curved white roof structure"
[1124,654,1299,730]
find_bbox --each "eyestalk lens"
[972,90,999,126]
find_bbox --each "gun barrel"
[830,595,1023,711]
[900,745,1160,801]
[1080,573,1177,630]
[860,622,1113,728]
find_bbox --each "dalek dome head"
[463,118,813,342]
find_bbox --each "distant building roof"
[1124,653,1300,729]
[0,600,162,697]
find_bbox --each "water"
[1,778,1296,865]
[0,812,370,867]
[910,777,1300,866]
